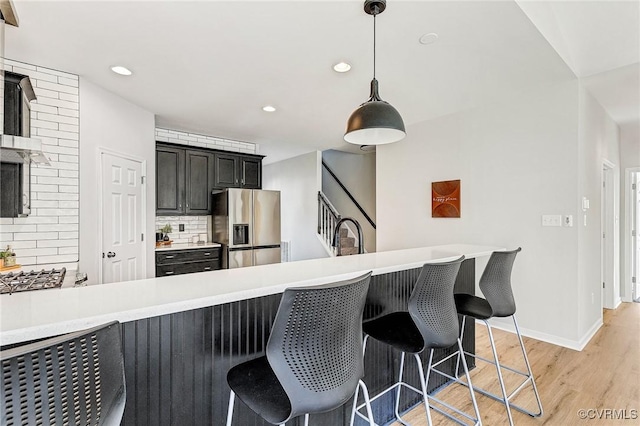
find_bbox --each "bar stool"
[454,248,543,425]
[1,321,126,426]
[226,272,376,426]
[356,257,482,426]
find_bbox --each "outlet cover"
[542,215,562,227]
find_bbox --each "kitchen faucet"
[332,217,364,255]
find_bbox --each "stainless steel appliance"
[0,268,66,294]
[1,71,50,218]
[212,189,281,268]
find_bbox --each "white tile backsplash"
[155,128,257,155]
[0,60,79,266]
[156,216,211,245]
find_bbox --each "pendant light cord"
[373,12,376,80]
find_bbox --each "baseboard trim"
[613,298,622,309]
[478,317,603,352]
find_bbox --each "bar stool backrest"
[266,272,372,420]
[479,247,522,317]
[1,321,126,426]
[408,256,465,350]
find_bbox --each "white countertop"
[0,244,501,346]
[155,242,221,251]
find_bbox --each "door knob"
[107,252,116,258]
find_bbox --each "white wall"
[322,150,376,252]
[263,151,328,261]
[577,87,620,336]
[377,79,591,347]
[79,79,156,284]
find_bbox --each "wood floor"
[396,302,640,425]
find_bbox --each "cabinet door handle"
[204,252,210,256]
[204,267,211,270]
[165,271,174,275]
[186,203,189,208]
[165,255,175,259]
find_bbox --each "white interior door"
[102,152,145,284]
[602,164,615,309]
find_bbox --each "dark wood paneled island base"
[120,260,476,426]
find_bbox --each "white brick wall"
[155,128,258,155]
[155,216,209,245]
[0,59,79,266]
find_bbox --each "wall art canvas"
[432,180,461,218]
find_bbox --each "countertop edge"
[1,245,502,346]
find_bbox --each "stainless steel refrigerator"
[212,188,281,268]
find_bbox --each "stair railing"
[321,161,376,230]
[317,191,340,254]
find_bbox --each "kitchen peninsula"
[1,244,502,425]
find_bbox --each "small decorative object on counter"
[74,272,88,287]
[0,245,18,270]
[161,224,173,241]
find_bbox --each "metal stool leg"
[483,320,515,426]
[455,315,467,378]
[513,316,543,417]
[415,351,434,426]
[395,352,407,423]
[226,391,235,426]
[457,338,482,426]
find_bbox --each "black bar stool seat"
[227,356,291,424]
[362,311,424,354]
[454,293,493,319]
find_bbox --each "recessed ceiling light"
[262,105,276,112]
[111,65,132,76]
[333,62,352,73]
[419,33,439,45]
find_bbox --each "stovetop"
[0,268,66,295]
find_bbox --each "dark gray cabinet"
[213,153,262,189]
[156,144,214,215]
[185,150,214,215]
[157,143,263,214]
[155,247,221,277]
[156,146,184,215]
[213,153,239,188]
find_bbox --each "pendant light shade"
[345,0,405,145]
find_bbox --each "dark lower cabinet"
[155,247,221,277]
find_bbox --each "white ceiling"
[516,0,640,125]
[5,1,636,164]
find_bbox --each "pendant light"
[345,0,405,145]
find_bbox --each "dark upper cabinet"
[157,143,263,215]
[156,146,185,215]
[213,153,262,189]
[240,156,261,189]
[185,150,214,215]
[213,153,240,188]
[157,145,214,215]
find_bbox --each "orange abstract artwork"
[432,180,460,218]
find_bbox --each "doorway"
[99,151,146,284]
[629,169,640,302]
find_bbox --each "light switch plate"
[542,215,562,227]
